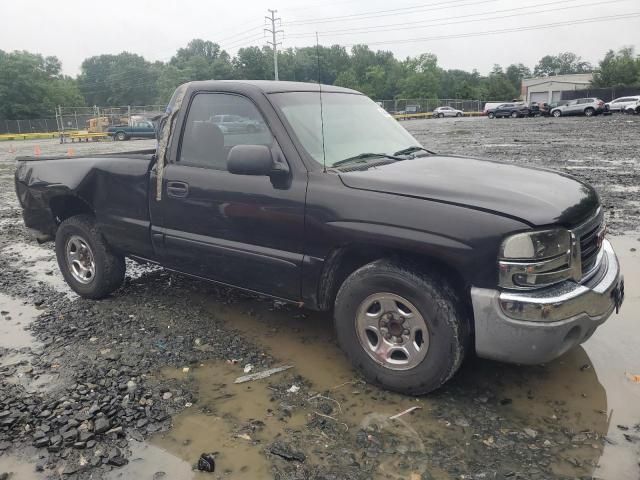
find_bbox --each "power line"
[283,0,498,26]
[340,11,640,47]
[284,0,629,38]
[265,9,283,81]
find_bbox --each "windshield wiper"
[333,152,403,167]
[393,146,434,156]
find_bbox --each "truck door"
[150,92,307,301]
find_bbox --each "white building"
[521,73,594,104]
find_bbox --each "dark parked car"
[487,103,529,118]
[107,120,156,141]
[15,80,624,395]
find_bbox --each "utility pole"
[265,9,283,81]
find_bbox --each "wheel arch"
[50,194,95,226]
[316,243,472,319]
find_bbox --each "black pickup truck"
[14,81,624,395]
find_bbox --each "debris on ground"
[268,441,306,462]
[233,365,293,384]
[389,406,422,420]
[197,452,216,472]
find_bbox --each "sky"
[2,0,639,76]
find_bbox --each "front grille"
[574,209,604,280]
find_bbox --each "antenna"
[316,32,327,173]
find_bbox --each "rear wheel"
[584,107,595,117]
[456,112,463,117]
[55,215,125,299]
[511,111,519,118]
[115,131,127,141]
[334,260,470,395]
[488,112,495,119]
[438,113,444,118]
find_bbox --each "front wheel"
[115,131,127,141]
[511,111,519,118]
[456,112,463,117]
[438,113,444,118]
[334,260,470,395]
[55,215,125,299]
[552,110,562,118]
[488,112,495,119]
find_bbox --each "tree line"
[1,41,639,120]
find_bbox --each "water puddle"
[0,293,58,393]
[0,455,44,479]
[142,234,640,478]
[105,441,195,480]
[0,293,40,349]
[149,360,307,479]
[580,235,640,479]
[1,243,73,295]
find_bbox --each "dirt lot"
[0,115,639,480]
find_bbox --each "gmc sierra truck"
[14,81,625,394]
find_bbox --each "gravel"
[1,117,639,479]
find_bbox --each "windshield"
[270,92,421,167]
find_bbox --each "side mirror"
[228,145,275,176]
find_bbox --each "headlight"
[500,229,571,260]
[499,229,579,289]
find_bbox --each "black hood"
[338,155,599,228]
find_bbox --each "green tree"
[233,46,272,79]
[592,47,640,87]
[533,52,592,77]
[505,63,531,93]
[0,50,83,119]
[399,53,442,98]
[483,65,518,100]
[78,52,158,105]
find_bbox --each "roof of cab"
[185,80,361,95]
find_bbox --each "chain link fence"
[1,118,58,135]
[378,99,488,114]
[1,105,166,135]
[56,105,165,135]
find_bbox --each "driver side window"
[179,93,272,170]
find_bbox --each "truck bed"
[15,150,157,259]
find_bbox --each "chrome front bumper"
[471,239,624,364]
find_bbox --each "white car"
[624,99,640,115]
[606,95,640,112]
[433,106,464,118]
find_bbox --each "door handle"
[166,181,189,198]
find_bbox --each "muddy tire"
[55,215,125,299]
[333,259,470,395]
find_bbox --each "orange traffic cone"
[66,147,74,157]
[34,145,41,156]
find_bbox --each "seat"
[183,121,227,169]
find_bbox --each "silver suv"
[550,98,607,117]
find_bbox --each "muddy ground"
[0,115,639,480]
